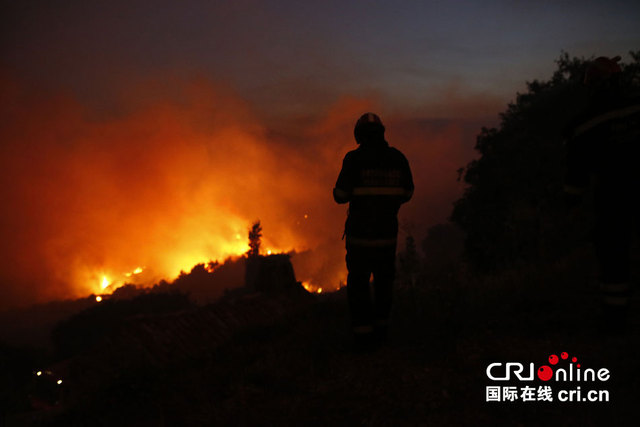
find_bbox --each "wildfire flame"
[0,77,389,307]
[301,281,325,294]
[124,267,145,278]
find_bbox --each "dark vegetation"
[451,51,640,271]
[0,256,246,350]
[51,292,193,359]
[2,52,640,425]
[13,273,640,425]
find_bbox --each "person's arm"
[333,153,353,204]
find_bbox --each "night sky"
[2,0,640,307]
[4,0,640,119]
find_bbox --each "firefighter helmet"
[356,112,384,128]
[354,112,385,144]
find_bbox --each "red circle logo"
[537,365,553,381]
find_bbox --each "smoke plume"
[0,71,488,308]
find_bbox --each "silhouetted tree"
[247,220,262,258]
[451,51,640,271]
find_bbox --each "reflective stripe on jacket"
[333,140,413,242]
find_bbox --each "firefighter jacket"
[333,139,414,247]
[564,90,640,195]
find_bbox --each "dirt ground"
[7,252,640,426]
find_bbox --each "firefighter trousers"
[345,243,396,331]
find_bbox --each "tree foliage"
[247,220,262,258]
[451,51,640,271]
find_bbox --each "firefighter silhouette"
[334,113,414,346]
[564,56,640,327]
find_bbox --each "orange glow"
[1,76,301,304]
[6,74,480,308]
[95,295,102,302]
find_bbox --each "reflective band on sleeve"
[346,236,397,247]
[353,325,374,334]
[352,186,411,196]
[563,184,587,195]
[603,296,629,306]
[599,282,631,293]
[573,104,640,138]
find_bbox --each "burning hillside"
[0,71,480,308]
[0,74,355,306]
